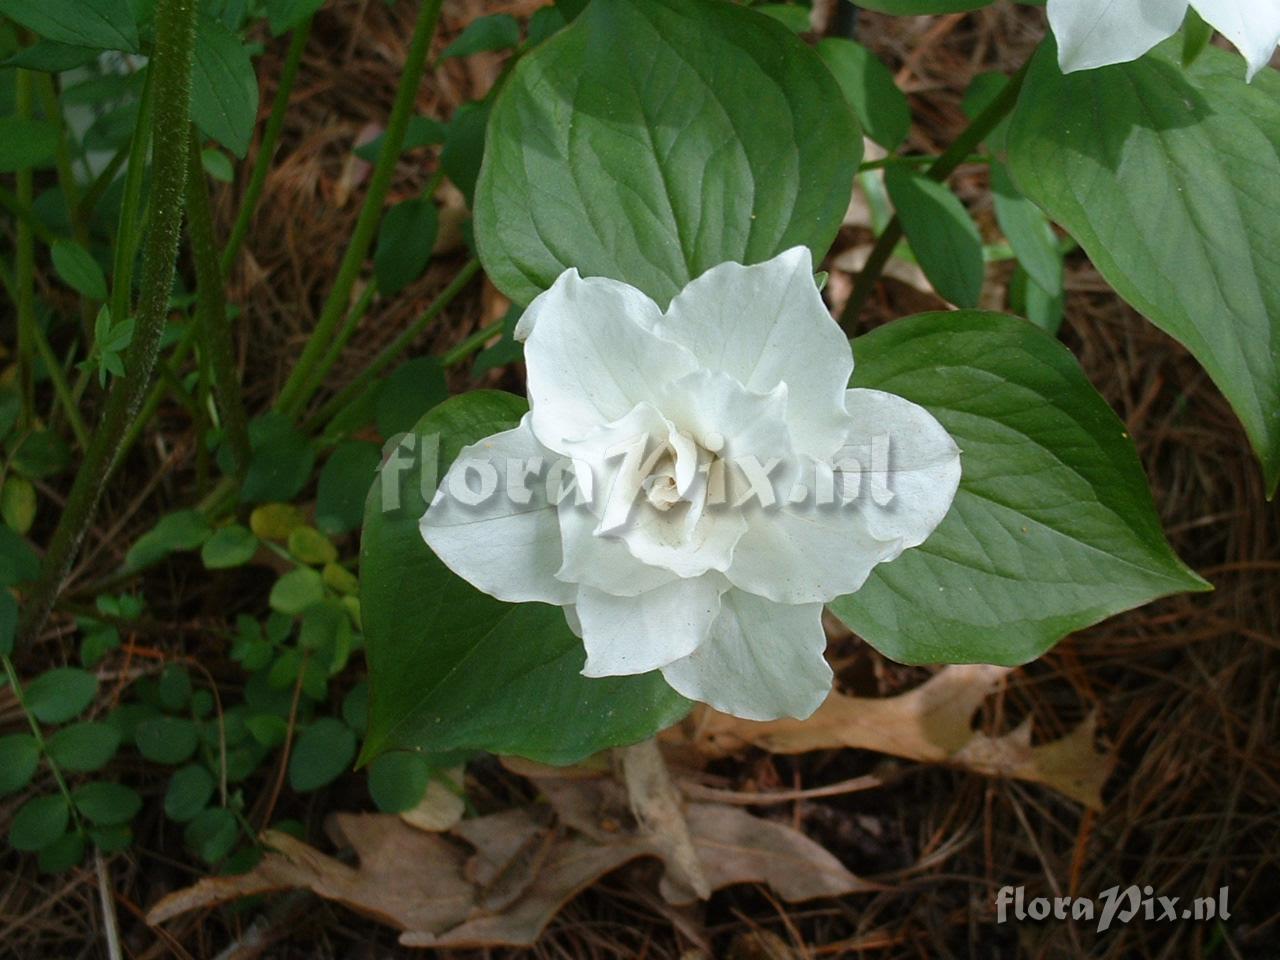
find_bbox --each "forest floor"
[3,1,1277,958]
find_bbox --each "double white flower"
[1049,0,1280,80]
[421,249,960,722]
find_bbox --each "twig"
[95,850,124,960]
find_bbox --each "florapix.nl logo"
[996,885,1231,933]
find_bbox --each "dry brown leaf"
[398,767,466,832]
[149,775,872,949]
[681,664,1112,809]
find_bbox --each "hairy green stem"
[107,66,156,336]
[838,58,1032,332]
[14,70,36,426]
[20,0,200,647]
[221,18,313,275]
[275,0,444,417]
[186,128,251,477]
[306,257,481,432]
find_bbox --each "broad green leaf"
[367,751,430,812]
[3,41,103,73]
[1008,40,1280,493]
[361,391,690,766]
[289,717,355,791]
[238,413,315,504]
[755,4,810,33]
[528,5,568,46]
[51,240,108,300]
[816,38,910,150]
[375,357,446,438]
[475,0,860,306]
[191,15,259,158]
[0,0,138,52]
[25,668,98,724]
[316,441,381,535]
[990,162,1061,297]
[0,118,59,173]
[9,794,70,851]
[72,781,140,826]
[884,167,984,308]
[831,311,1208,665]
[135,716,199,765]
[266,0,325,35]
[1010,263,1064,335]
[440,99,491,207]
[440,14,520,60]
[184,806,238,863]
[0,733,39,795]
[373,198,438,295]
[164,764,215,821]
[46,722,120,772]
[201,524,260,569]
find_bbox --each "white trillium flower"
[1048,0,1280,80]
[420,248,961,722]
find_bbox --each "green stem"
[441,315,504,367]
[274,0,444,417]
[221,18,313,275]
[19,0,200,647]
[2,654,83,833]
[35,73,86,243]
[186,127,251,478]
[108,327,196,484]
[107,65,156,334]
[306,257,480,433]
[838,58,1032,332]
[14,69,36,427]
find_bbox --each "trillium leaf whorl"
[420,249,962,722]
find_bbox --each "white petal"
[725,389,960,604]
[1192,0,1280,80]
[1047,0,1186,73]
[656,368,792,465]
[519,269,699,455]
[660,591,830,721]
[653,248,852,459]
[577,578,723,677]
[420,414,574,605]
[839,389,961,548]
[556,492,680,598]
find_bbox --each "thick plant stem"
[274,0,444,417]
[306,258,480,433]
[19,0,200,647]
[221,18,313,275]
[186,128,251,477]
[838,58,1032,332]
[107,67,156,337]
[14,69,36,426]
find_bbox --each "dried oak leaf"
[681,664,1112,809]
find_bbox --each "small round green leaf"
[10,794,70,851]
[158,664,193,712]
[288,718,356,792]
[46,722,120,773]
[72,781,141,826]
[287,526,337,566]
[0,733,39,795]
[24,667,98,724]
[269,567,325,615]
[164,764,216,822]
[374,198,439,296]
[184,806,238,864]
[135,716,199,765]
[201,524,260,569]
[50,239,108,300]
[367,751,430,813]
[37,829,86,872]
